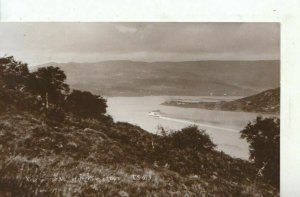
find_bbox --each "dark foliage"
[0,57,38,112]
[27,66,69,104]
[161,125,216,151]
[0,56,109,124]
[0,56,30,90]
[0,87,42,113]
[42,104,66,125]
[240,116,280,188]
[65,89,107,118]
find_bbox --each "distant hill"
[163,88,280,114]
[37,60,280,96]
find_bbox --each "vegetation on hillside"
[0,56,279,196]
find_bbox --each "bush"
[65,90,107,119]
[151,126,220,175]
[166,126,216,151]
[240,116,280,188]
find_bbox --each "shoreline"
[162,102,280,117]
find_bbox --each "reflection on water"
[107,96,276,160]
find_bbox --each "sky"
[0,23,280,66]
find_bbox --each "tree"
[27,66,69,107]
[240,116,280,188]
[0,56,30,90]
[65,90,107,118]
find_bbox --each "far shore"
[162,101,280,116]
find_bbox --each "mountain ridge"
[37,59,279,66]
[36,60,280,97]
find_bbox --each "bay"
[107,96,275,160]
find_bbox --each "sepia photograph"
[0,22,280,196]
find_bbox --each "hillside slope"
[0,111,278,196]
[163,88,280,114]
[37,60,280,96]
[1,56,279,196]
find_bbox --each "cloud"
[0,23,280,65]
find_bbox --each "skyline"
[0,23,280,66]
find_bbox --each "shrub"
[166,126,216,151]
[65,90,107,119]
